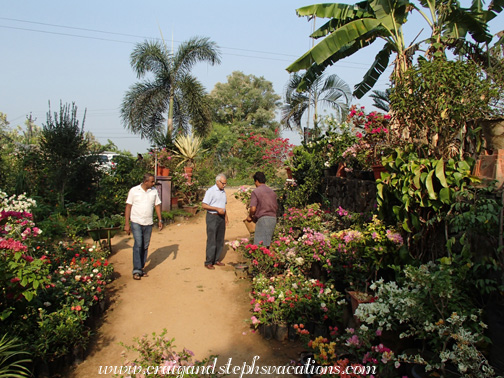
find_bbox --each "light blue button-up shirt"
[202,184,227,214]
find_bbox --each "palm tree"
[281,72,352,138]
[370,88,390,112]
[121,36,221,144]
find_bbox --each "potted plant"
[156,148,174,176]
[172,171,200,214]
[172,134,207,174]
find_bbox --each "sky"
[1,1,502,154]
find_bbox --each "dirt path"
[69,188,302,378]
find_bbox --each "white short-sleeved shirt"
[202,184,227,214]
[126,184,161,225]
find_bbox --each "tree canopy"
[208,71,281,134]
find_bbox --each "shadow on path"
[145,244,179,273]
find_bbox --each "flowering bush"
[341,105,392,170]
[157,147,175,169]
[250,271,344,327]
[241,243,286,277]
[117,329,221,378]
[231,131,294,187]
[0,191,115,365]
[324,217,404,291]
[1,208,49,320]
[283,228,331,277]
[0,190,37,212]
[310,119,358,168]
[355,261,496,376]
[233,186,253,207]
[279,204,325,233]
[298,324,399,377]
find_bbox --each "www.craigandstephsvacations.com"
[97,356,377,377]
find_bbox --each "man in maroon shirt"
[246,171,278,247]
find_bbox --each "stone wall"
[324,176,377,213]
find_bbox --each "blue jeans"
[130,222,152,275]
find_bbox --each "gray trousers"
[205,212,226,265]
[254,216,276,247]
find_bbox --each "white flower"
[295,257,304,265]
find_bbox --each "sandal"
[141,271,149,277]
[133,273,141,280]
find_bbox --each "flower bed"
[228,199,502,377]
[0,192,115,374]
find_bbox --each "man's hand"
[158,221,163,231]
[124,224,131,235]
[216,207,226,215]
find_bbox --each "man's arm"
[124,203,132,235]
[247,206,257,222]
[202,203,226,215]
[155,204,163,230]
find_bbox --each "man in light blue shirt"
[201,173,228,270]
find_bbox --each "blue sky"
[1,1,501,154]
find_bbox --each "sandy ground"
[69,187,303,378]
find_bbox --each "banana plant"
[286,0,415,99]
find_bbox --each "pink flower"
[251,316,259,325]
[345,334,360,347]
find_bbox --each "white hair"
[215,173,226,182]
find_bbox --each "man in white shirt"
[201,173,228,270]
[124,173,163,280]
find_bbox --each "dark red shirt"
[250,184,277,218]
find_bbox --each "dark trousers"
[205,212,225,265]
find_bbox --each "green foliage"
[202,128,293,187]
[117,329,220,378]
[390,58,497,158]
[281,144,324,208]
[377,145,479,260]
[0,334,31,378]
[39,101,101,209]
[208,71,281,133]
[94,155,148,215]
[34,306,90,360]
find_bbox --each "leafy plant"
[173,134,207,168]
[117,329,220,378]
[0,334,31,378]
[390,58,497,159]
[377,144,479,260]
[39,101,100,209]
[282,145,324,208]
